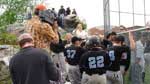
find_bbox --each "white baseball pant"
[81,72,107,84]
[68,64,81,84]
[106,70,123,84]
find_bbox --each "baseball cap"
[18,33,33,42]
[71,36,83,43]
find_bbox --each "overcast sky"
[0,0,103,28]
[43,0,150,28]
[1,0,150,28]
[43,0,103,28]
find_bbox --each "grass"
[124,65,150,84]
[1,65,150,84]
[144,65,150,84]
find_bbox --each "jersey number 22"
[88,56,104,69]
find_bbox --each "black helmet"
[86,36,101,48]
[39,9,56,25]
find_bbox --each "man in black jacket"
[9,33,59,84]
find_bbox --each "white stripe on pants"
[81,72,107,84]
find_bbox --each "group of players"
[63,32,130,84]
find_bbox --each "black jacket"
[9,47,59,84]
[50,32,66,53]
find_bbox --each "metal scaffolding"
[103,0,111,36]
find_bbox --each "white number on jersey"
[97,56,104,68]
[88,56,104,69]
[66,50,76,59]
[109,50,115,61]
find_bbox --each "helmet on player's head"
[86,35,101,48]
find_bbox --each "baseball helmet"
[86,35,101,48]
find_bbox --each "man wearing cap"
[9,33,59,84]
[64,36,85,84]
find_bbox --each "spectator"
[58,5,66,16]
[58,5,65,28]
[135,34,145,83]
[143,32,150,58]
[144,39,150,64]
[72,23,87,39]
[9,33,59,84]
[130,32,145,84]
[64,33,73,47]
[66,7,71,16]
[52,8,58,18]
[72,9,77,15]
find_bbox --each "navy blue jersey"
[64,45,85,65]
[101,39,112,49]
[107,46,124,71]
[79,48,110,75]
[120,45,131,71]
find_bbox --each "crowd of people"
[7,4,149,84]
[51,5,77,28]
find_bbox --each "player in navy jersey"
[106,35,126,84]
[64,36,85,84]
[119,36,131,75]
[101,32,117,49]
[79,36,110,84]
